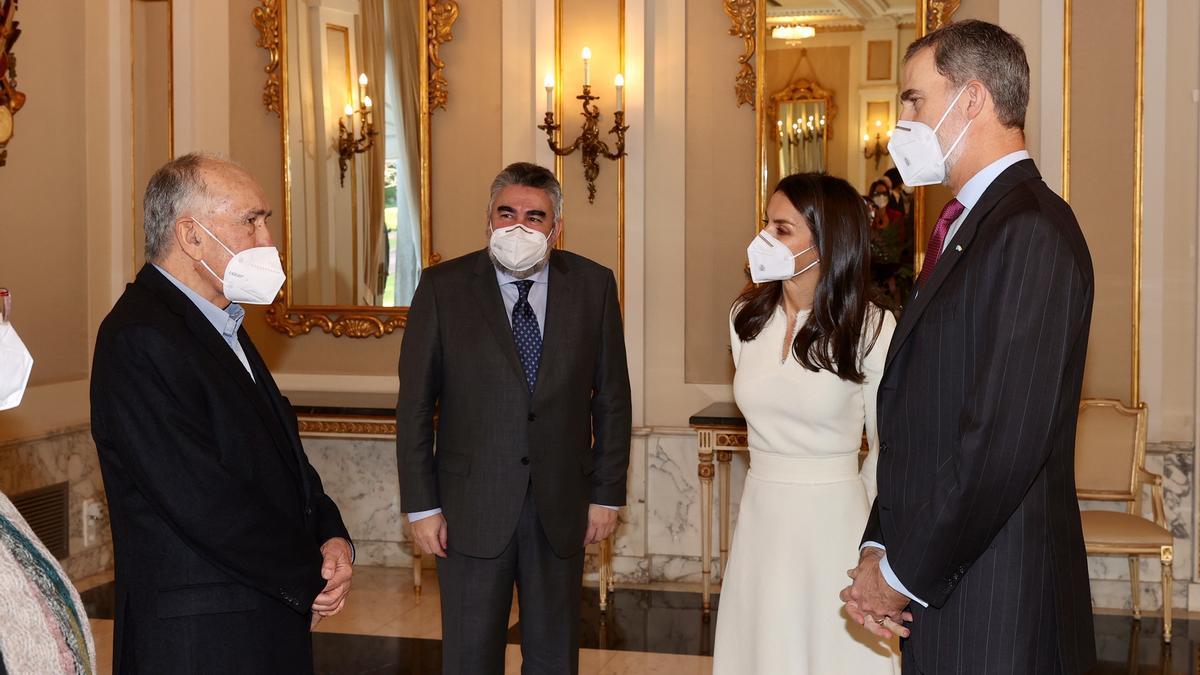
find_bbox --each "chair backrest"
[1074,398,1147,501]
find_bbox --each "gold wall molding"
[0,0,26,167]
[252,0,282,116]
[923,0,960,33]
[296,416,397,438]
[724,0,756,109]
[426,0,459,111]
[265,305,407,338]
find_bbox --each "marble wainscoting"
[303,437,417,567]
[1083,442,1193,612]
[0,426,113,582]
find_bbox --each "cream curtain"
[361,0,388,303]
[384,0,423,306]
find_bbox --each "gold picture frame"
[253,0,458,338]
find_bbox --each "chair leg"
[1129,556,1141,620]
[1160,545,1173,644]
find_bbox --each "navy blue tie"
[511,280,542,392]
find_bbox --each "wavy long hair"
[733,173,882,384]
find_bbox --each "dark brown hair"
[733,173,881,384]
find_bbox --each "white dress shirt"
[861,149,1032,607]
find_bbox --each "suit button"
[880,443,890,454]
[528,412,536,422]
[521,457,530,465]
[304,506,313,516]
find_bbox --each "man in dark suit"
[397,162,631,674]
[91,154,354,674]
[841,21,1097,674]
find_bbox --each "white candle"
[363,95,373,109]
[582,47,591,86]
[614,73,624,111]
[544,73,555,114]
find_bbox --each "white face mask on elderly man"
[887,85,973,187]
[489,224,552,273]
[192,220,287,305]
[0,291,33,410]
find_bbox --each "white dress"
[713,304,899,675]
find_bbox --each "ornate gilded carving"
[714,433,748,448]
[723,0,756,108]
[253,0,282,116]
[427,0,459,111]
[266,301,408,338]
[297,418,397,436]
[698,461,716,480]
[767,79,838,140]
[925,0,961,33]
[0,0,26,167]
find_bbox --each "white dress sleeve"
[859,306,897,503]
[729,303,743,368]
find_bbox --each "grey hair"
[905,20,1030,131]
[485,162,564,222]
[142,152,221,262]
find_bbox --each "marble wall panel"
[0,427,112,582]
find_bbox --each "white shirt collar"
[494,260,551,287]
[955,150,1031,210]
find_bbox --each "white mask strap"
[932,85,970,134]
[790,244,816,260]
[793,257,820,277]
[191,219,237,258]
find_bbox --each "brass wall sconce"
[337,73,377,187]
[537,48,628,204]
[0,0,26,168]
[862,121,891,170]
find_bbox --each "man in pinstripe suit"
[841,21,1097,674]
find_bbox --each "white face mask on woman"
[746,230,819,283]
[887,85,972,187]
[489,224,552,273]
[872,194,890,208]
[193,220,287,305]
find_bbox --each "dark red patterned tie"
[917,198,965,288]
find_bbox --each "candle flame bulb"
[544,73,555,88]
[615,73,624,87]
[363,95,373,108]
[359,73,368,86]
[344,103,355,116]
[581,47,591,60]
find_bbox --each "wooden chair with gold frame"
[1075,398,1173,642]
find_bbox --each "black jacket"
[864,160,1097,674]
[91,264,350,674]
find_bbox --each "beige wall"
[0,0,96,442]
[682,0,755,385]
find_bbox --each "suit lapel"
[470,252,530,394]
[535,252,573,397]
[884,159,1041,375]
[240,334,308,489]
[136,266,304,484]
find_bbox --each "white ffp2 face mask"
[887,86,973,187]
[489,224,552,272]
[0,323,33,411]
[746,230,819,283]
[193,220,286,305]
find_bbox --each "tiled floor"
[80,567,1196,674]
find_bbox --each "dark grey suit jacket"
[863,160,1097,674]
[396,249,632,558]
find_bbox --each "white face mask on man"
[887,85,973,187]
[0,292,33,411]
[192,220,287,305]
[745,230,819,284]
[489,224,552,273]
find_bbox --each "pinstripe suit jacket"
[862,160,1097,674]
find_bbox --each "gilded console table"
[688,402,747,612]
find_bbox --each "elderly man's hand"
[583,505,619,546]
[840,547,913,640]
[312,537,353,617]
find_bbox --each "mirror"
[256,0,458,337]
[752,0,956,311]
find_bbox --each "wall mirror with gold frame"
[255,0,458,338]
[734,0,960,310]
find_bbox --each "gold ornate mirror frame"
[253,0,459,338]
[730,0,961,261]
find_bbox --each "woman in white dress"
[713,173,900,674]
